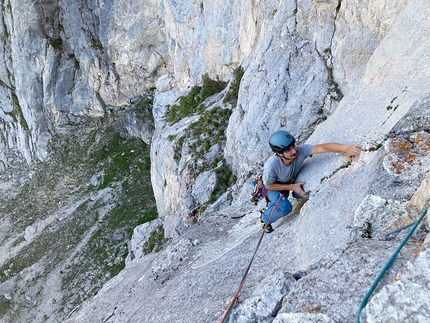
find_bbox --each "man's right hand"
[290,181,307,197]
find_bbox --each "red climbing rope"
[220,194,284,323]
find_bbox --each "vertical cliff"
[1,0,430,322]
[0,0,168,166]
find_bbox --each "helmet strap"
[278,153,295,165]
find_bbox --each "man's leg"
[261,190,293,224]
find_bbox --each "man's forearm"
[312,143,348,154]
[312,143,362,162]
[265,183,295,191]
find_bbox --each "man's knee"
[279,198,292,215]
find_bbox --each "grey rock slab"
[279,240,421,323]
[362,246,430,322]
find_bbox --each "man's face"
[280,144,297,160]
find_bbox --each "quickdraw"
[250,172,267,205]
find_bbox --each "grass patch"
[142,225,169,255]
[47,37,63,51]
[0,296,11,319]
[164,74,227,124]
[201,74,228,100]
[164,85,204,124]
[209,161,237,203]
[173,106,232,164]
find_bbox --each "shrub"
[142,225,168,255]
[223,66,244,107]
[164,74,227,124]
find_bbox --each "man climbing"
[260,130,362,233]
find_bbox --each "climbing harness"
[220,194,285,323]
[356,205,429,322]
[250,159,297,205]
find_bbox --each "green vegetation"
[142,225,169,255]
[0,89,29,131]
[164,74,227,124]
[47,37,63,51]
[386,97,398,111]
[0,81,28,130]
[11,92,28,130]
[0,65,243,321]
[0,297,11,320]
[0,119,157,314]
[173,106,231,163]
[74,58,80,70]
[171,105,236,204]
[91,37,103,51]
[164,85,204,124]
[326,65,343,101]
[69,54,80,70]
[209,161,237,204]
[164,71,244,209]
[201,74,228,100]
[223,66,244,107]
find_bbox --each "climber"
[260,130,362,233]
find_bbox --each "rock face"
[1,0,430,322]
[0,0,167,165]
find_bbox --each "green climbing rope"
[356,205,429,322]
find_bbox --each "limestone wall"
[1,0,430,321]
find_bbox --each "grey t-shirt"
[263,144,314,185]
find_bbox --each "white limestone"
[1,0,430,322]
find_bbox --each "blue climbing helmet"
[269,130,296,153]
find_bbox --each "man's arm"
[311,143,362,162]
[265,182,307,197]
